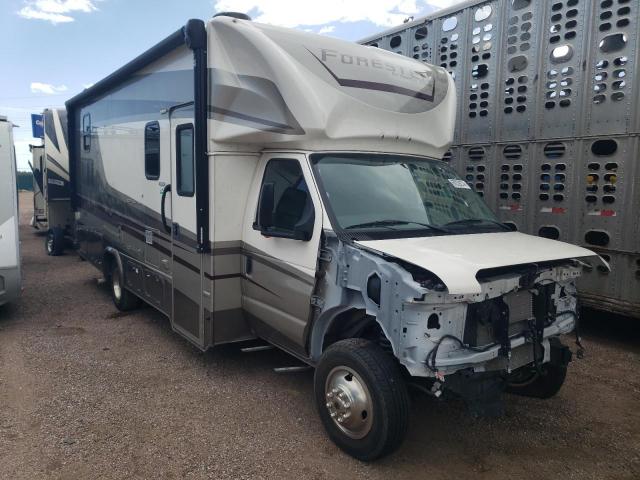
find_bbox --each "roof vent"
[213,12,251,21]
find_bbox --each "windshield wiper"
[441,218,511,231]
[345,219,449,233]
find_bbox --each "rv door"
[168,104,206,348]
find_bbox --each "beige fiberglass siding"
[362,0,640,318]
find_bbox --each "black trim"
[190,18,209,254]
[173,254,200,274]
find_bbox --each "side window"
[176,124,194,197]
[260,159,313,232]
[82,113,91,151]
[144,121,160,180]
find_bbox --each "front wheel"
[314,338,409,461]
[45,227,64,256]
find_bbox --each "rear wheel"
[45,227,64,256]
[109,261,141,311]
[314,338,409,461]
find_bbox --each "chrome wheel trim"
[112,273,122,301]
[324,366,374,439]
[47,236,54,253]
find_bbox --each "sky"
[0,0,466,171]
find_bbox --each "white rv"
[65,14,599,459]
[29,109,73,255]
[0,116,21,306]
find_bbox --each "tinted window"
[82,113,91,152]
[260,159,312,231]
[144,121,160,180]
[176,124,194,197]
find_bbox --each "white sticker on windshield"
[448,179,471,189]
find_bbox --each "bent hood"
[356,232,597,295]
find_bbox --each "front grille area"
[464,290,535,348]
[503,290,534,324]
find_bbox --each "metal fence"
[361,0,640,317]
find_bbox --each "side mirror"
[256,182,274,229]
[253,183,315,241]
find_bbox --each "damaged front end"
[312,234,586,415]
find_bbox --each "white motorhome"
[0,116,21,306]
[29,109,73,255]
[65,14,599,459]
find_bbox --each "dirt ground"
[1,191,639,480]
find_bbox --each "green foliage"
[17,171,34,191]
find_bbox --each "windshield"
[312,153,502,237]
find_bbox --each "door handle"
[161,184,172,234]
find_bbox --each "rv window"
[176,124,194,197]
[144,121,160,180]
[82,113,91,152]
[259,159,312,232]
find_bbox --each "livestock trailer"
[362,0,640,318]
[65,13,600,459]
[0,116,21,306]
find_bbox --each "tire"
[109,261,141,312]
[506,338,570,399]
[314,338,410,461]
[45,227,65,256]
[506,363,567,399]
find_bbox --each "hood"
[356,232,597,294]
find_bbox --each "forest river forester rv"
[65,14,602,460]
[0,116,21,306]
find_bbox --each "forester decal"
[306,46,449,113]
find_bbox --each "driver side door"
[242,154,323,356]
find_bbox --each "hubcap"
[324,366,373,439]
[47,237,53,253]
[112,274,122,301]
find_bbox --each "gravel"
[1,192,639,479]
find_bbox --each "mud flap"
[446,370,506,418]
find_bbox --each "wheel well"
[322,309,388,353]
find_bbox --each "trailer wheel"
[45,227,64,256]
[109,262,141,311]
[314,338,409,461]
